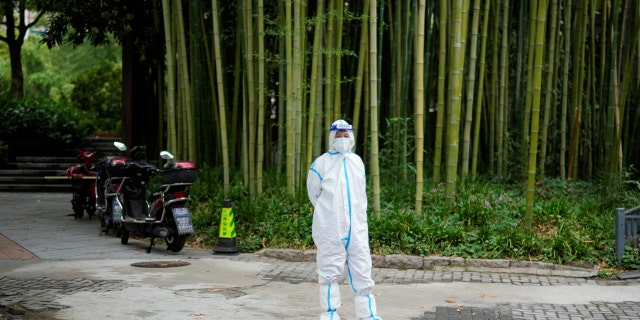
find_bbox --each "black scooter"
[114,143,198,253]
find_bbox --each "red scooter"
[65,149,98,219]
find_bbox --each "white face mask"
[332,137,351,153]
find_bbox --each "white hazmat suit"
[307,120,381,320]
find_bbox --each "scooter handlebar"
[125,160,158,175]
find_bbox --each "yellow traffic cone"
[214,198,240,254]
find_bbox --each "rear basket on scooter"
[162,162,198,184]
[105,157,128,177]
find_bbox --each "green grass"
[186,168,640,271]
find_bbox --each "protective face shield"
[329,120,355,153]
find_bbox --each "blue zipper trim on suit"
[343,156,356,293]
[347,261,356,293]
[366,294,377,319]
[343,157,352,250]
[326,283,334,311]
[309,167,323,181]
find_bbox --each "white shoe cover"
[355,294,381,320]
[320,310,341,320]
[319,282,341,312]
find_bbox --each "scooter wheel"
[114,224,123,238]
[121,228,129,245]
[166,234,187,252]
[73,207,84,220]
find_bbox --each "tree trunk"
[471,0,491,178]
[560,0,572,180]
[445,0,465,205]
[0,0,35,100]
[462,0,481,177]
[8,41,24,100]
[369,0,381,218]
[211,0,231,195]
[257,0,266,195]
[433,0,447,182]
[497,0,509,177]
[285,0,295,197]
[243,0,257,196]
[414,0,426,214]
[539,0,559,178]
[524,0,548,230]
[306,0,325,171]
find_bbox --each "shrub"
[71,63,122,134]
[187,168,640,270]
[0,93,91,157]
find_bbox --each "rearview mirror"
[160,151,174,160]
[114,141,127,151]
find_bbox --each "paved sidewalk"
[0,234,37,260]
[0,192,639,320]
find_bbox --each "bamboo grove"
[158,0,640,221]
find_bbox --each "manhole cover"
[416,305,512,320]
[131,260,191,268]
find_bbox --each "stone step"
[0,168,68,176]
[0,184,71,192]
[0,136,122,192]
[3,162,76,171]
[15,156,78,163]
[0,175,80,183]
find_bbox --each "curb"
[257,248,599,278]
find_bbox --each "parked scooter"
[65,149,98,219]
[94,141,130,236]
[107,142,198,253]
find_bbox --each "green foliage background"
[0,35,122,157]
[71,63,122,133]
[0,93,90,156]
[186,167,640,271]
[0,35,121,132]
[179,117,639,272]
[1,8,638,274]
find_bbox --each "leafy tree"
[36,0,640,216]
[43,0,165,155]
[0,0,51,99]
[23,38,121,103]
[71,63,122,134]
[0,93,90,156]
[1,34,122,107]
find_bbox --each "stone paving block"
[386,254,424,270]
[301,249,317,262]
[424,256,466,268]
[466,258,510,269]
[371,254,386,268]
[510,260,554,270]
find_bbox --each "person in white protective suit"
[307,119,382,320]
